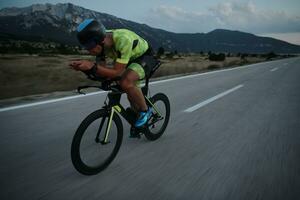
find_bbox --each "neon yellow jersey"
[104,29,149,64]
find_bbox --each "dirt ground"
[0,54,266,101]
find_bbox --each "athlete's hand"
[69,60,94,71]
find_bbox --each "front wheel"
[71,109,123,175]
[144,93,170,141]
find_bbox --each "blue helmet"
[76,19,106,47]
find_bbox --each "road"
[0,57,300,200]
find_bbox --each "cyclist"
[70,19,154,133]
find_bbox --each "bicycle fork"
[97,106,121,145]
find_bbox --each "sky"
[1,0,300,45]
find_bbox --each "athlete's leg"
[120,69,147,112]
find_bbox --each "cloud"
[146,5,218,33]
[145,1,300,34]
[259,32,300,45]
[209,1,300,34]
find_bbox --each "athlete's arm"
[95,62,126,78]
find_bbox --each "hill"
[1,3,300,53]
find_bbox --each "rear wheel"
[144,93,170,141]
[71,109,123,175]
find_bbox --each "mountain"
[1,3,300,53]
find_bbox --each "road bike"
[71,62,170,175]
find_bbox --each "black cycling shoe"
[129,126,141,138]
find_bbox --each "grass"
[152,55,265,78]
[0,54,267,100]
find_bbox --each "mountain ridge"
[1,3,300,53]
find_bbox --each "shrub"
[208,53,226,61]
[241,53,248,60]
[157,47,165,58]
[266,51,277,60]
[207,64,221,70]
[165,52,174,59]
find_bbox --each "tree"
[266,51,277,60]
[241,53,248,60]
[157,47,165,57]
[209,53,226,61]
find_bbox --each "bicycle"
[71,61,170,175]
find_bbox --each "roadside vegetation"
[0,40,296,101]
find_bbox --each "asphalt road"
[0,57,300,200]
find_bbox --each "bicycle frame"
[71,61,169,175]
[101,87,163,144]
[78,75,164,144]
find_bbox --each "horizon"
[0,1,300,45]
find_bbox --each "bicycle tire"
[144,93,170,141]
[71,109,123,175]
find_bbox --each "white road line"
[0,91,106,112]
[184,84,244,113]
[149,58,287,85]
[0,58,287,113]
[270,67,278,72]
[151,62,261,85]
